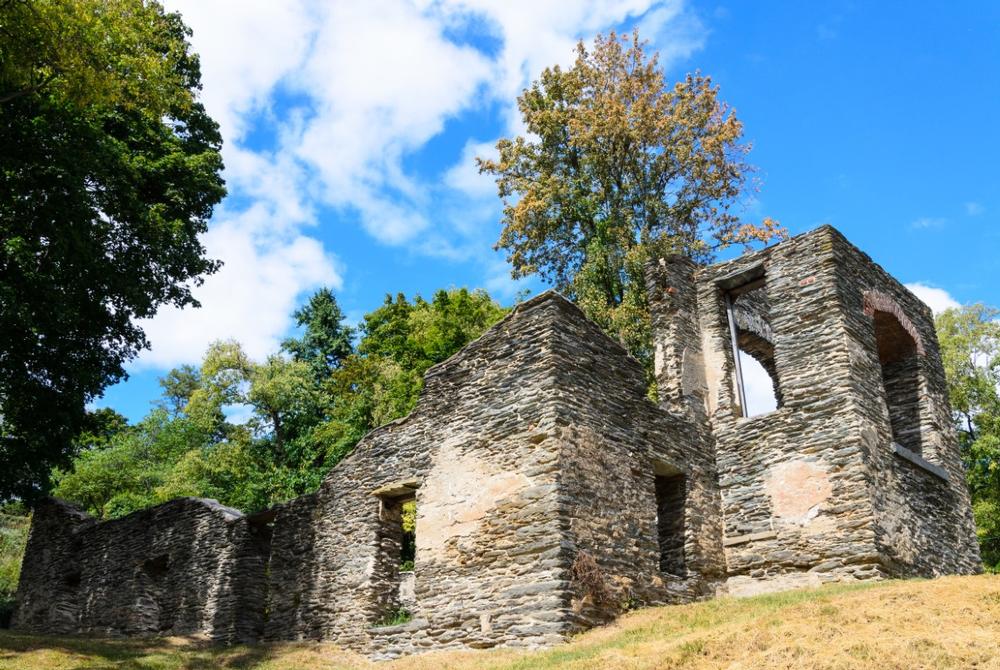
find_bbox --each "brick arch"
[862,291,925,357]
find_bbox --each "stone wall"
[265,293,578,657]
[830,230,982,576]
[14,497,268,641]
[645,225,981,595]
[546,296,723,627]
[14,224,982,657]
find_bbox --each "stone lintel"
[722,530,778,547]
[891,442,949,481]
[370,480,421,498]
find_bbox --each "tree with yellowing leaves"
[478,31,784,371]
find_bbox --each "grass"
[373,608,412,627]
[1,575,999,669]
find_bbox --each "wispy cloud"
[910,216,947,230]
[965,201,985,216]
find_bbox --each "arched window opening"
[724,272,782,417]
[737,331,781,415]
[873,310,923,454]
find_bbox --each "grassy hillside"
[0,575,998,670]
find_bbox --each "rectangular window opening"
[372,487,417,624]
[654,472,686,576]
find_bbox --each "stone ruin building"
[13,226,982,658]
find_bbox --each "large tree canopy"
[0,0,225,499]
[479,31,783,368]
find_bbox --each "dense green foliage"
[936,305,1000,569]
[0,0,225,500]
[52,288,507,517]
[478,31,783,369]
[0,503,29,627]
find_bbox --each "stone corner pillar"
[645,256,706,419]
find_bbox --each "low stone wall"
[14,497,267,641]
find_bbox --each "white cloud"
[965,201,985,216]
[136,211,341,369]
[166,0,317,144]
[445,139,498,201]
[904,282,961,314]
[143,1,706,368]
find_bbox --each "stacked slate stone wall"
[14,225,982,657]
[704,229,885,593]
[545,297,723,628]
[647,228,881,594]
[13,497,267,641]
[645,225,981,595]
[265,293,578,658]
[13,499,92,634]
[829,229,981,576]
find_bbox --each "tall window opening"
[371,480,419,624]
[724,271,781,416]
[873,310,923,454]
[654,464,686,575]
[400,499,416,572]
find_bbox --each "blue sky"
[98,0,1000,422]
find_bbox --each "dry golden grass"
[1,575,998,670]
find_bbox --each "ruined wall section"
[830,231,981,576]
[696,228,884,594]
[13,499,93,634]
[14,497,267,642]
[545,296,724,628]
[265,292,575,658]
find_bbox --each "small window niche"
[723,270,782,417]
[872,310,924,455]
[653,462,685,576]
[371,480,419,624]
[141,555,170,582]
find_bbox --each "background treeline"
[50,287,507,518]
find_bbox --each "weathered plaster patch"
[765,459,833,529]
[418,441,531,559]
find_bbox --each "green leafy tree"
[478,31,783,366]
[1,0,225,499]
[51,287,507,518]
[282,287,355,382]
[158,365,203,416]
[936,304,1000,569]
[52,409,212,519]
[0,501,29,626]
[336,288,508,432]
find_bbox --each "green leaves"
[51,287,507,517]
[282,288,354,382]
[478,30,784,375]
[1,0,225,499]
[936,305,1000,569]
